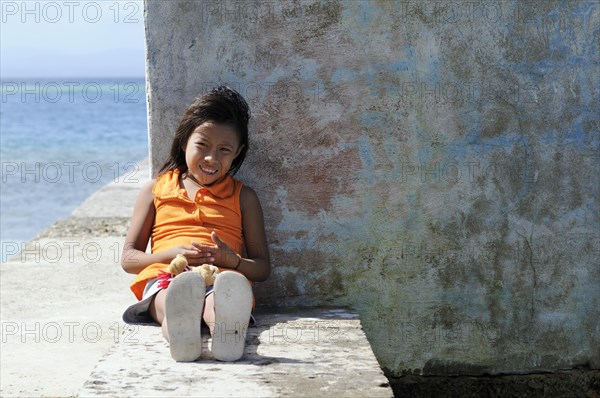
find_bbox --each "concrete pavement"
[0,158,149,397]
[1,157,392,397]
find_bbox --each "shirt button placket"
[196,188,207,223]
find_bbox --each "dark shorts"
[122,278,255,326]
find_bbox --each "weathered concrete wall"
[145,0,599,376]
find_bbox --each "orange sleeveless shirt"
[130,169,244,300]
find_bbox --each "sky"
[0,0,145,78]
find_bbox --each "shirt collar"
[174,168,235,199]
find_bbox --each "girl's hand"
[159,245,214,266]
[191,231,240,269]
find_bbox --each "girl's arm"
[121,179,158,274]
[236,185,271,282]
[121,179,201,274]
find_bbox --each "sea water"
[0,78,148,262]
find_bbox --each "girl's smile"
[201,166,218,175]
[184,122,243,186]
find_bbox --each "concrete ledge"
[0,160,150,397]
[1,158,392,397]
[79,307,393,397]
[71,158,149,218]
[0,238,137,397]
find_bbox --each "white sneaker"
[211,271,252,361]
[165,271,205,362]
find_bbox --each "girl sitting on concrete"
[120,86,271,362]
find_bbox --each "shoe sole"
[165,272,205,362]
[212,271,252,361]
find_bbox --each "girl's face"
[184,122,243,185]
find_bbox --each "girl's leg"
[203,292,216,335]
[210,271,253,361]
[159,272,205,362]
[149,289,169,340]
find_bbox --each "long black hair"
[158,86,250,176]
